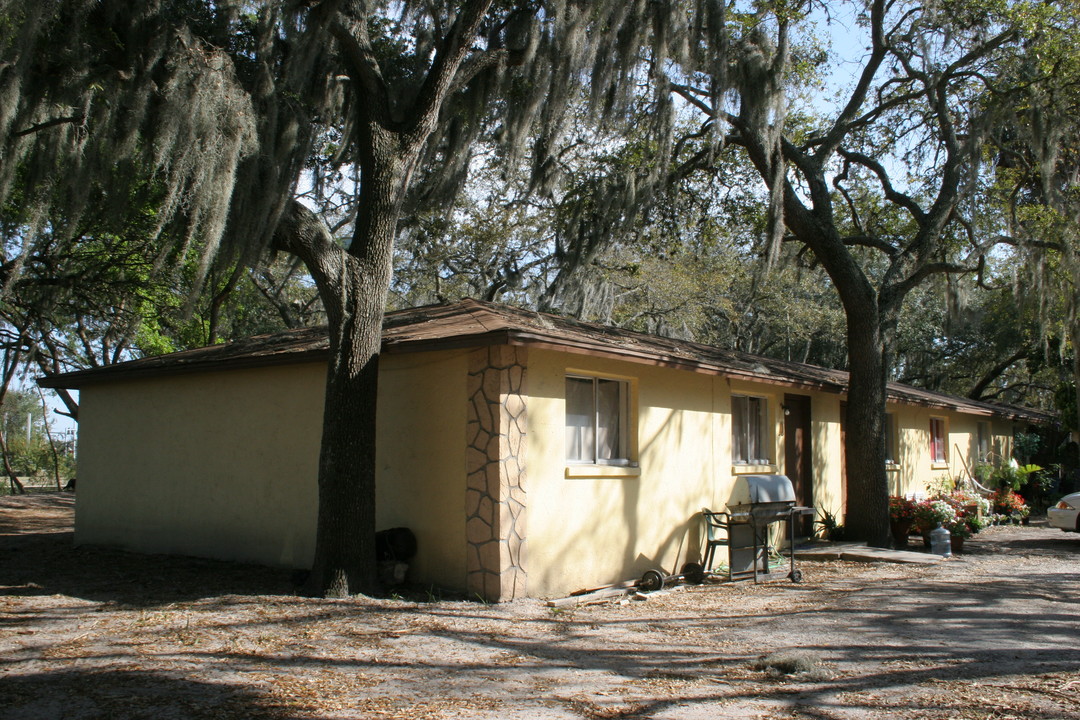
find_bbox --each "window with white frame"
[930,417,948,464]
[565,375,631,464]
[977,421,991,462]
[732,394,769,464]
[884,413,897,464]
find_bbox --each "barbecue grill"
[702,474,814,584]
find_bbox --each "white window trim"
[565,374,636,467]
[930,416,949,466]
[976,421,992,463]
[884,412,899,466]
[731,394,771,466]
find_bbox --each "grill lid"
[728,474,796,507]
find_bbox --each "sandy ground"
[1,493,1079,720]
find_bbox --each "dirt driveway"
[2,494,1079,719]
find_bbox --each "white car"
[1048,492,1080,533]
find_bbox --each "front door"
[784,394,813,535]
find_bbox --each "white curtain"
[565,377,595,462]
[595,379,622,460]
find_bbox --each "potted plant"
[944,490,990,530]
[991,489,1030,523]
[991,463,1041,492]
[814,508,847,540]
[913,499,958,545]
[947,518,972,553]
[888,496,918,546]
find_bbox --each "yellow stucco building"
[41,299,1048,600]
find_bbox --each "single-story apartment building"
[40,298,1051,600]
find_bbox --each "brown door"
[784,394,813,535]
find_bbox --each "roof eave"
[37,347,332,389]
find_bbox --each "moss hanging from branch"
[0,2,259,288]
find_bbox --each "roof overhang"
[37,298,1054,425]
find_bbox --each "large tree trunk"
[308,276,385,597]
[843,307,892,546]
[273,194,398,598]
[272,117,409,597]
[268,0,495,597]
[779,194,894,547]
[0,429,25,494]
[1072,318,1080,437]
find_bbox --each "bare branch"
[843,234,900,256]
[406,0,495,148]
[837,148,925,222]
[14,114,86,138]
[329,20,392,120]
[894,261,974,299]
[671,83,716,118]
[815,0,888,162]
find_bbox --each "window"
[732,395,769,464]
[565,376,630,464]
[884,413,897,465]
[977,421,991,463]
[930,417,948,464]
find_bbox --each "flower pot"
[890,518,913,547]
[950,535,965,554]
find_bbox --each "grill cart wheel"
[789,569,803,583]
[638,569,665,593]
[681,562,705,585]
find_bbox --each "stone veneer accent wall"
[465,346,527,601]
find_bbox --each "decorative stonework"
[465,346,527,601]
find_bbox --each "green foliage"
[989,462,1042,492]
[814,508,847,541]
[1013,432,1041,465]
[0,389,74,480]
[1054,382,1078,431]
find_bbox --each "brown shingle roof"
[39,298,1052,423]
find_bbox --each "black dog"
[293,527,418,590]
[375,527,418,563]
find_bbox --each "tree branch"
[671,83,716,117]
[329,19,392,122]
[272,200,351,300]
[449,48,509,95]
[837,148,925,222]
[815,0,887,161]
[893,261,973,298]
[406,0,494,148]
[969,348,1028,401]
[14,114,86,138]
[843,234,900,256]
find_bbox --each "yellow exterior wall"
[524,349,846,598]
[73,339,1026,600]
[375,350,470,589]
[74,350,471,590]
[887,403,1018,498]
[805,393,844,520]
[76,363,325,568]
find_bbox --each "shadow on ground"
[1,494,295,605]
[0,668,290,720]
